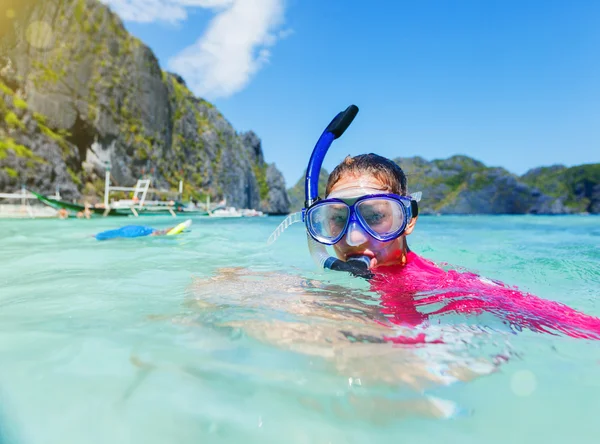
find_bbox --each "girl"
[311,152,600,339]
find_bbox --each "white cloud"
[99,0,234,24]
[100,0,288,99]
[168,0,286,99]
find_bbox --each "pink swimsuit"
[370,252,600,341]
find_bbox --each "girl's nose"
[346,221,369,246]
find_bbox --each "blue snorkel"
[303,105,373,279]
[304,105,358,207]
[267,104,373,279]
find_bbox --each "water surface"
[0,215,599,443]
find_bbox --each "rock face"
[0,0,290,213]
[521,164,600,214]
[398,155,599,214]
[261,164,290,215]
[286,155,599,214]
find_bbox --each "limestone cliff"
[396,155,598,215]
[521,164,600,214]
[0,0,290,213]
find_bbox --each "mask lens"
[356,198,405,238]
[308,202,349,242]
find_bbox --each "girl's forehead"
[329,173,390,193]
[327,174,392,201]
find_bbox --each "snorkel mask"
[268,105,420,279]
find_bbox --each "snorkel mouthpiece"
[347,255,372,269]
[328,255,373,279]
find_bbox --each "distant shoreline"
[0,203,597,220]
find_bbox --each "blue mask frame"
[305,193,414,245]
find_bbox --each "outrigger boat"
[31,171,264,218]
[30,191,124,216]
[33,172,209,217]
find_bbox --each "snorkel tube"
[304,105,359,208]
[304,105,373,279]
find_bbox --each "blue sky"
[102,0,599,187]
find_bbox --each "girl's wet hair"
[326,153,408,196]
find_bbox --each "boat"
[31,191,125,216]
[209,206,243,218]
[241,208,266,217]
[31,191,209,217]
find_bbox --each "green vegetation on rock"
[521,164,600,213]
[253,162,269,200]
[13,97,28,110]
[0,82,14,96]
[0,138,45,164]
[3,167,18,178]
[4,111,25,130]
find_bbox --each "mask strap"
[409,191,422,218]
[267,211,303,245]
[411,200,419,218]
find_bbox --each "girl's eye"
[331,213,347,226]
[364,212,385,224]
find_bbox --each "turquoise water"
[0,215,599,443]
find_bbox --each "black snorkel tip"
[326,105,359,139]
[325,256,374,280]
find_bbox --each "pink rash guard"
[370,252,600,341]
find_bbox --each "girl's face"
[328,173,417,268]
